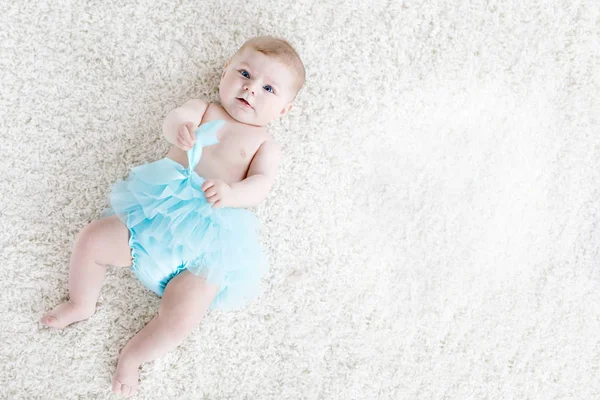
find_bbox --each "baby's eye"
[240,70,250,78]
[263,85,274,93]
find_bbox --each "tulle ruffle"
[104,157,267,310]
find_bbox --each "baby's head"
[219,36,305,127]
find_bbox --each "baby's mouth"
[236,97,253,109]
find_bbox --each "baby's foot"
[40,300,95,329]
[112,358,140,398]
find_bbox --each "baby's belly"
[165,147,248,185]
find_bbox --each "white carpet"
[1,0,599,398]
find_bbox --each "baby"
[40,36,305,397]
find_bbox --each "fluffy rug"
[1,0,599,398]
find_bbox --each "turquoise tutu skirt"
[101,120,267,310]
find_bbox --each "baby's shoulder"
[256,134,282,160]
[181,98,209,112]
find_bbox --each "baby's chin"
[221,101,267,127]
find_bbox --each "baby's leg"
[41,215,133,329]
[112,271,219,397]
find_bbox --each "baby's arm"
[162,99,208,145]
[228,138,282,208]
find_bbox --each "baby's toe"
[111,378,122,394]
[40,314,55,326]
[112,378,137,398]
[112,359,140,397]
[120,383,130,397]
[122,384,137,397]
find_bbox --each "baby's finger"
[210,195,221,204]
[181,125,194,141]
[177,138,191,151]
[205,193,219,203]
[178,125,191,145]
[177,131,188,147]
[179,124,189,139]
[202,180,214,191]
[184,123,196,142]
[188,128,196,143]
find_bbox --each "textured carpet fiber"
[1,0,599,399]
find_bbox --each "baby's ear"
[280,103,293,116]
[221,59,230,79]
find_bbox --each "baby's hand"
[176,122,197,151]
[202,179,233,208]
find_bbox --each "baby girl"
[40,35,305,397]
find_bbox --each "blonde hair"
[236,36,306,97]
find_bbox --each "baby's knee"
[75,220,103,251]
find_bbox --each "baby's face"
[219,49,296,127]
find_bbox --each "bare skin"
[165,103,269,186]
[41,216,133,330]
[41,44,301,397]
[40,215,219,397]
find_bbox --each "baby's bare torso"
[165,103,268,185]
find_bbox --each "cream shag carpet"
[1,0,599,398]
